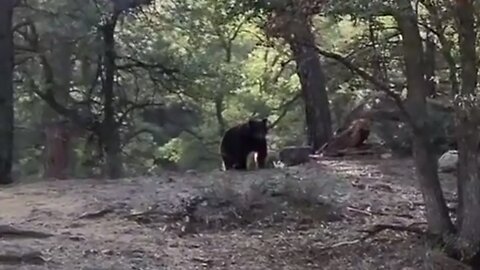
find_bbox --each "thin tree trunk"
[424,30,436,97]
[0,1,15,184]
[214,95,226,137]
[102,13,123,179]
[368,18,388,83]
[215,36,232,137]
[394,0,454,235]
[418,2,459,96]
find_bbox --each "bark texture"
[453,0,480,263]
[101,13,123,179]
[266,11,332,150]
[0,1,15,184]
[393,0,454,235]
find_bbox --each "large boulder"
[438,150,458,173]
[246,151,281,170]
[279,146,312,166]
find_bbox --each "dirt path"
[0,157,457,269]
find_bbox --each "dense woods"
[2,0,480,268]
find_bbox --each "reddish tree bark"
[44,122,72,179]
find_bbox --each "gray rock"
[438,150,458,173]
[279,146,312,166]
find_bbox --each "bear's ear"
[262,118,268,127]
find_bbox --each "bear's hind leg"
[234,154,248,170]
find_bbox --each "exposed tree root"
[0,225,53,239]
[358,222,427,238]
[0,251,47,265]
[347,206,415,219]
[316,239,361,251]
[78,207,114,219]
[313,222,428,253]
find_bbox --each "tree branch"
[117,56,178,75]
[268,92,301,129]
[312,45,416,129]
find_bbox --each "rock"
[424,250,472,270]
[380,153,392,159]
[247,151,281,170]
[438,150,458,173]
[279,146,312,166]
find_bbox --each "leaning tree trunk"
[270,14,332,150]
[393,0,454,236]
[0,0,15,185]
[453,0,480,264]
[101,13,123,179]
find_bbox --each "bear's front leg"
[256,142,267,169]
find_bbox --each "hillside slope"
[0,157,457,269]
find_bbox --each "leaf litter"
[0,156,458,269]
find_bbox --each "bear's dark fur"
[220,118,268,170]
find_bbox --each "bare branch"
[268,92,302,129]
[117,101,164,125]
[117,56,179,75]
[312,45,416,130]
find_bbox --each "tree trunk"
[44,122,71,179]
[263,8,332,150]
[289,18,332,150]
[423,1,459,96]
[214,95,226,137]
[453,0,480,263]
[42,36,75,177]
[368,18,388,83]
[0,1,15,185]
[101,13,123,179]
[215,36,232,137]
[394,0,454,235]
[424,30,436,97]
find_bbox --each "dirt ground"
[0,157,458,270]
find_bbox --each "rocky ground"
[0,157,458,269]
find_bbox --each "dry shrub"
[275,173,348,222]
[280,170,351,203]
[187,170,351,232]
[188,178,275,231]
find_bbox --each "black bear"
[220,118,268,170]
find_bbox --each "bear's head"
[248,118,268,140]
